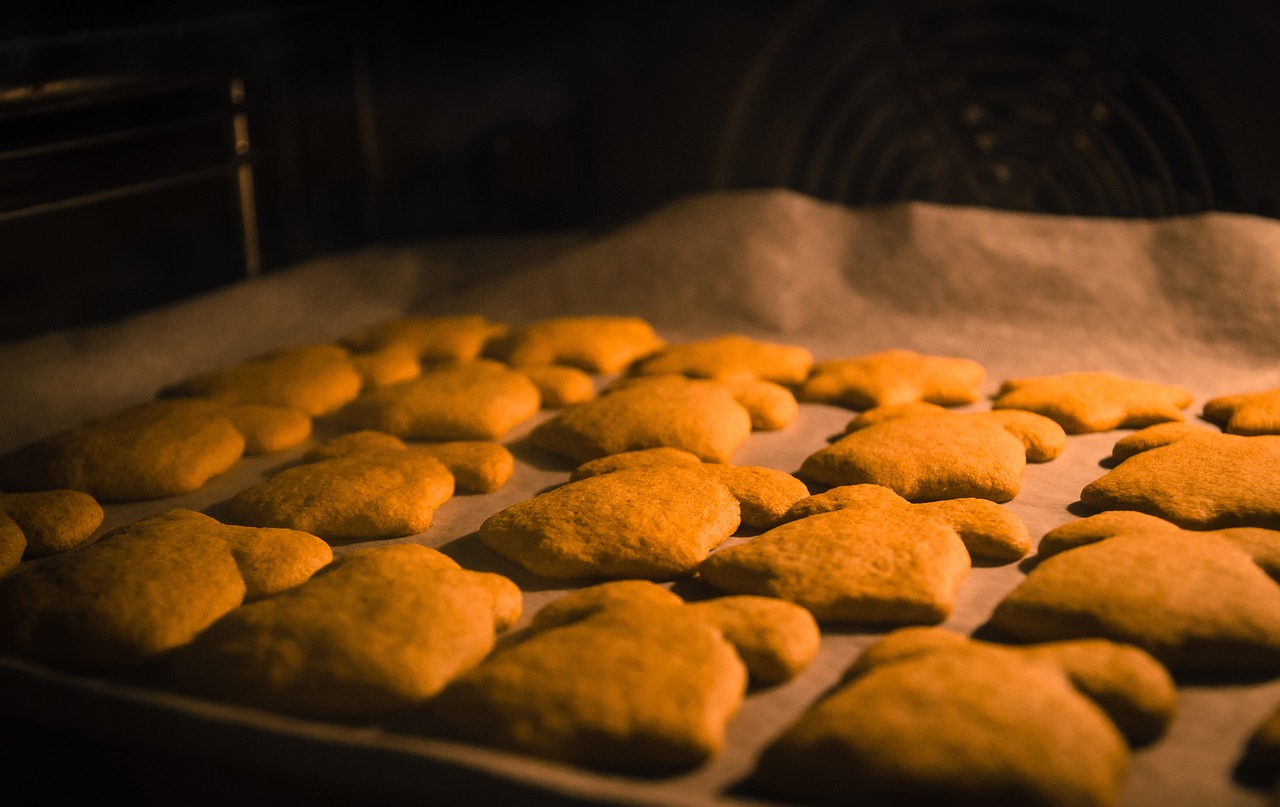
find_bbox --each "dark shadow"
[506,435,576,473]
[435,532,577,593]
[1065,499,1095,517]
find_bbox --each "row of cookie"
[0,504,1189,807]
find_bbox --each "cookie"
[698,505,971,624]
[221,402,312,454]
[0,512,23,578]
[571,450,811,530]
[426,580,816,773]
[0,509,331,669]
[336,359,541,441]
[0,489,103,559]
[1038,510,1280,578]
[1203,388,1280,436]
[751,631,1142,807]
[780,483,1030,562]
[0,399,246,502]
[992,370,1192,434]
[478,466,742,579]
[630,334,813,385]
[720,377,799,430]
[223,447,455,541]
[172,544,519,719]
[161,343,363,417]
[799,403,1064,502]
[305,431,515,495]
[342,314,507,362]
[488,315,664,373]
[797,349,985,409]
[350,345,421,388]
[528,374,753,464]
[1080,425,1280,529]
[516,364,596,408]
[528,580,820,684]
[989,529,1280,673]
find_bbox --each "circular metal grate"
[716,0,1280,217]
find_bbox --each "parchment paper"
[4,189,1280,806]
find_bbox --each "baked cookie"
[487,315,664,373]
[516,364,596,408]
[0,512,23,577]
[799,403,1064,502]
[0,489,103,559]
[992,370,1192,434]
[161,343,363,417]
[478,466,741,579]
[527,580,820,684]
[989,529,1280,673]
[349,345,421,388]
[0,509,331,669]
[751,631,1148,807]
[426,580,817,773]
[528,374,753,464]
[698,505,971,624]
[304,431,514,495]
[172,544,519,719]
[221,402,312,454]
[1203,387,1280,436]
[1038,510,1280,578]
[223,447,455,541]
[1080,425,1280,529]
[846,628,1176,745]
[0,399,246,502]
[336,359,540,441]
[780,483,1030,562]
[341,314,507,362]
[797,349,985,410]
[570,449,811,530]
[720,377,799,430]
[630,334,813,386]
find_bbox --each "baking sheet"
[4,189,1280,806]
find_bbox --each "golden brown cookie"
[528,374,753,464]
[630,334,813,385]
[478,466,742,579]
[223,448,455,541]
[992,370,1193,434]
[720,376,799,430]
[1204,388,1280,436]
[0,511,23,578]
[752,636,1130,807]
[172,544,519,719]
[1080,426,1280,529]
[427,580,815,773]
[341,314,507,362]
[797,349,986,409]
[221,402,312,454]
[488,315,664,373]
[161,343,363,417]
[336,359,540,441]
[1038,510,1280,579]
[516,364,596,408]
[349,345,421,388]
[571,450,810,530]
[0,509,330,669]
[799,403,1064,502]
[781,483,1030,562]
[305,431,514,494]
[990,530,1280,673]
[698,505,971,624]
[0,489,103,559]
[0,399,246,502]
